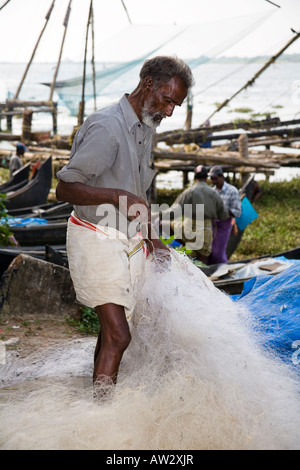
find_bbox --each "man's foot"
[93,375,115,402]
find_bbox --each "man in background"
[9,143,26,178]
[207,165,241,265]
[165,165,229,264]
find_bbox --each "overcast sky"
[0,0,299,62]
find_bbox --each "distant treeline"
[209,53,300,64]
[31,54,300,66]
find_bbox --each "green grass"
[232,177,300,260]
[0,167,9,185]
[67,306,99,335]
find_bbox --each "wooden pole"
[238,134,249,185]
[203,30,300,124]
[78,0,93,126]
[0,0,11,11]
[21,110,33,142]
[157,117,300,143]
[49,0,72,102]
[90,0,97,112]
[120,0,132,24]
[152,148,280,169]
[184,89,193,130]
[14,1,55,100]
[48,0,72,135]
[158,126,300,146]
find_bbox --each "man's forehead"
[159,77,188,102]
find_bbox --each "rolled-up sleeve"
[57,122,117,184]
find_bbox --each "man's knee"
[114,328,131,352]
[104,326,131,353]
[96,303,131,353]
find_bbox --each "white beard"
[141,109,161,130]
[141,99,166,130]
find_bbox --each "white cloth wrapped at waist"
[67,211,149,322]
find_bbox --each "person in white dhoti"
[56,56,194,388]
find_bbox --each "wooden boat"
[4,156,52,210]
[0,163,31,193]
[199,246,300,295]
[9,219,67,246]
[8,201,73,219]
[0,244,67,278]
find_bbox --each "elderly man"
[56,56,194,390]
[207,166,241,265]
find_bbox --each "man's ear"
[144,76,154,90]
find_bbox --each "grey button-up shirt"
[57,94,155,228]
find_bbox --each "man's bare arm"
[56,180,150,219]
[56,180,169,253]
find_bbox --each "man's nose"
[165,103,176,117]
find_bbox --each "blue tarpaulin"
[234,261,300,371]
[1,217,48,227]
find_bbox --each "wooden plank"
[153,149,280,168]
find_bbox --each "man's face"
[142,76,188,129]
[210,175,224,189]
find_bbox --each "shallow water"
[1,251,300,450]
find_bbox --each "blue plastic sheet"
[2,217,48,227]
[234,261,300,371]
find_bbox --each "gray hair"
[140,56,195,90]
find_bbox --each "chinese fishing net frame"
[1,250,300,450]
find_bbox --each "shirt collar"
[120,94,141,132]
[214,181,227,193]
[221,181,229,192]
[120,94,154,138]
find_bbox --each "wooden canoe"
[5,156,52,210]
[10,220,67,246]
[0,163,31,193]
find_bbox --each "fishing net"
[49,10,272,115]
[1,250,299,450]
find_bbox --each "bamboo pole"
[120,0,132,24]
[184,89,193,130]
[78,0,93,126]
[14,0,55,100]
[49,0,72,102]
[152,149,280,169]
[90,0,97,112]
[157,117,284,142]
[0,0,11,11]
[203,31,300,124]
[158,126,300,146]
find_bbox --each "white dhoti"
[66,212,148,322]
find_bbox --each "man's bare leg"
[93,303,131,386]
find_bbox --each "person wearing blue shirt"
[207,165,241,265]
